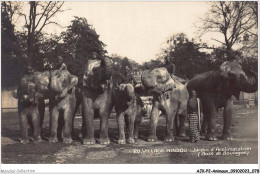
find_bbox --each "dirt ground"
[1,105,258,164]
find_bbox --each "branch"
[243,29,258,37]
[230,2,243,45]
[211,38,225,44]
[44,21,65,28]
[236,42,257,53]
[37,2,64,34]
[198,46,225,51]
[18,13,28,27]
[35,1,52,29]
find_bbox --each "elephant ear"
[118,83,135,101]
[101,56,112,80]
[219,61,232,78]
[56,74,78,99]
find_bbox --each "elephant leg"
[82,97,95,145]
[57,111,64,140]
[201,113,208,135]
[204,102,217,141]
[63,109,73,144]
[148,102,160,142]
[117,112,126,144]
[99,109,110,145]
[178,114,187,137]
[126,111,136,144]
[19,110,30,144]
[222,98,233,140]
[31,108,42,143]
[165,110,177,142]
[124,114,129,137]
[49,106,59,143]
[72,98,81,139]
[38,99,45,128]
[134,111,142,139]
[174,114,179,136]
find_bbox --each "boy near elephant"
[187,90,202,143]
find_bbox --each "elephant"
[81,56,114,145]
[187,61,258,141]
[12,72,50,144]
[113,83,143,144]
[141,67,189,142]
[48,66,78,143]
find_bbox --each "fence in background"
[2,90,258,114]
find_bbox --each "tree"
[199,2,257,61]
[18,1,65,67]
[1,1,24,88]
[142,59,164,70]
[160,33,211,78]
[60,17,107,86]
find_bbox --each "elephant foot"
[83,138,95,145]
[201,129,207,135]
[63,138,73,144]
[147,136,157,142]
[33,137,43,144]
[118,139,126,144]
[72,132,80,140]
[134,135,138,139]
[206,134,217,141]
[48,137,59,143]
[99,138,110,145]
[221,134,233,140]
[179,132,186,137]
[127,138,135,144]
[164,136,174,142]
[21,139,30,144]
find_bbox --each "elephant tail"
[184,80,189,87]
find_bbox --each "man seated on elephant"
[55,56,67,71]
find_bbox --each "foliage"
[1,2,24,88]
[159,33,212,78]
[142,59,164,70]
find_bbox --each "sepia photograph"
[1,1,258,173]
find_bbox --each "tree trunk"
[27,1,36,67]
[226,45,234,61]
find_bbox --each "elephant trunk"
[102,56,112,80]
[240,69,258,93]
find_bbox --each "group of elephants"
[13,57,257,145]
